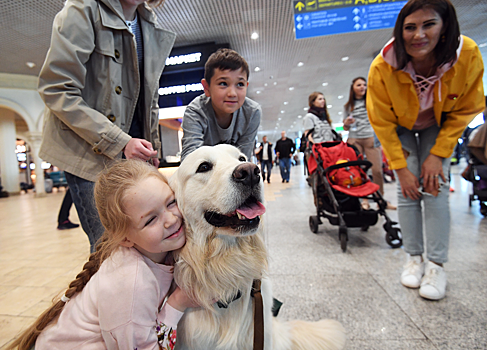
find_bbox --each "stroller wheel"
[480,202,487,216]
[309,216,320,234]
[385,227,402,248]
[339,227,348,252]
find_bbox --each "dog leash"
[251,279,264,350]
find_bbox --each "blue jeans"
[261,160,272,182]
[279,158,291,182]
[395,125,451,263]
[65,172,105,253]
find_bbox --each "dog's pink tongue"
[236,201,266,219]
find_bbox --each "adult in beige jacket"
[38,0,176,252]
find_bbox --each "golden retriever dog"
[169,144,346,350]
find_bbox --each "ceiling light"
[278,117,282,120]
[338,111,343,115]
[289,87,294,91]
[273,82,277,85]
[303,107,308,110]
[298,115,302,118]
[251,32,259,40]
[478,43,487,48]
[256,90,261,94]
[264,83,268,87]
[297,62,304,67]
[322,82,328,86]
[254,67,261,72]
[327,104,332,108]
[284,101,288,105]
[338,95,344,99]
[341,56,349,61]
[280,110,285,113]
[26,62,36,68]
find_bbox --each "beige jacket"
[38,0,176,181]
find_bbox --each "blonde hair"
[7,159,167,350]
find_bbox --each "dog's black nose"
[232,163,261,187]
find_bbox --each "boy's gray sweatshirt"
[181,94,261,160]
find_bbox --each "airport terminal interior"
[1,0,487,349]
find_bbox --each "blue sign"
[293,0,407,39]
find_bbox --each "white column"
[0,110,20,194]
[23,131,46,197]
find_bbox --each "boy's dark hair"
[204,48,250,84]
[393,0,460,70]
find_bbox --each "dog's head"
[170,144,266,240]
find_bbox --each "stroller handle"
[324,160,373,174]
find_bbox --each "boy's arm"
[181,107,207,161]
[237,106,262,160]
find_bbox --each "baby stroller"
[307,141,402,252]
[463,122,487,216]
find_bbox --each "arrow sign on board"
[296,15,303,21]
[295,1,305,11]
[353,16,360,22]
[297,23,304,29]
[353,8,360,15]
[354,23,361,30]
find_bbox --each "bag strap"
[251,279,264,350]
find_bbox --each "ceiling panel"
[1,0,486,141]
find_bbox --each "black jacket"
[275,138,295,159]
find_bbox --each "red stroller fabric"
[308,141,380,197]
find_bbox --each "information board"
[293,0,407,39]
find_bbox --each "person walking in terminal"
[275,131,296,183]
[7,160,199,350]
[37,0,175,252]
[56,188,80,230]
[181,48,262,161]
[256,135,274,183]
[367,0,485,300]
[343,77,396,211]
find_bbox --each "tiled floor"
[1,161,486,349]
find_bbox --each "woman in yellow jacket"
[367,0,484,300]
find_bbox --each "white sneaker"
[419,261,447,300]
[400,255,424,289]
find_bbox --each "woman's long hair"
[7,160,167,350]
[392,0,460,70]
[344,77,367,114]
[308,91,332,125]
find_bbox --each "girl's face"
[352,79,367,99]
[402,8,444,63]
[313,94,326,109]
[122,177,185,263]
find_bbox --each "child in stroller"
[462,120,487,216]
[307,140,402,252]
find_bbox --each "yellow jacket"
[367,35,485,170]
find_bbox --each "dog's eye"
[238,156,246,162]
[196,161,213,173]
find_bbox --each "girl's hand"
[420,154,445,197]
[396,167,421,200]
[166,286,216,312]
[343,116,355,126]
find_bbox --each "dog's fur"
[169,144,346,350]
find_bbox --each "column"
[0,110,20,194]
[23,131,46,197]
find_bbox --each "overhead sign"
[293,0,407,39]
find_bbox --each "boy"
[181,48,261,160]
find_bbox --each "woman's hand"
[343,116,355,131]
[396,167,421,200]
[123,138,158,162]
[420,154,445,197]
